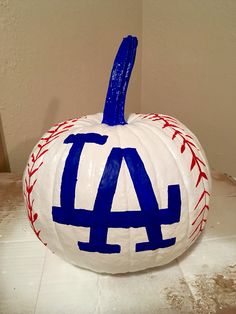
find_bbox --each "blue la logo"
[52,133,181,254]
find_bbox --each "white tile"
[0,173,37,243]
[35,250,99,314]
[87,261,192,314]
[35,252,193,314]
[99,262,194,314]
[0,241,46,314]
[0,204,38,243]
[177,237,236,313]
[178,236,236,277]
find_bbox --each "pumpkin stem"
[102,35,138,126]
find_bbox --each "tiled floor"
[0,172,236,314]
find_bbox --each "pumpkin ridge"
[141,114,210,242]
[115,125,132,272]
[51,134,75,258]
[126,124,167,265]
[137,119,192,248]
[126,123,161,209]
[24,119,79,246]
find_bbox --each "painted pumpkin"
[23,35,211,274]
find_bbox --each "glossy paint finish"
[23,112,211,273]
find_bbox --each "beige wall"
[1,0,236,176]
[142,0,236,176]
[0,0,142,172]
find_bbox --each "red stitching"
[142,113,210,240]
[24,118,79,245]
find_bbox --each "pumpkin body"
[23,112,211,273]
[23,35,211,273]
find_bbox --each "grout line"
[176,257,196,306]
[33,248,48,314]
[200,234,236,242]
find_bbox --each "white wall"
[1,0,236,176]
[0,0,142,172]
[142,0,236,176]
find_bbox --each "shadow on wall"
[0,114,10,172]
[9,98,61,173]
[41,98,60,132]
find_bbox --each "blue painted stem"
[102,35,138,126]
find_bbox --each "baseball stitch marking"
[24,118,79,245]
[142,113,210,241]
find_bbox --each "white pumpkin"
[23,36,211,273]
